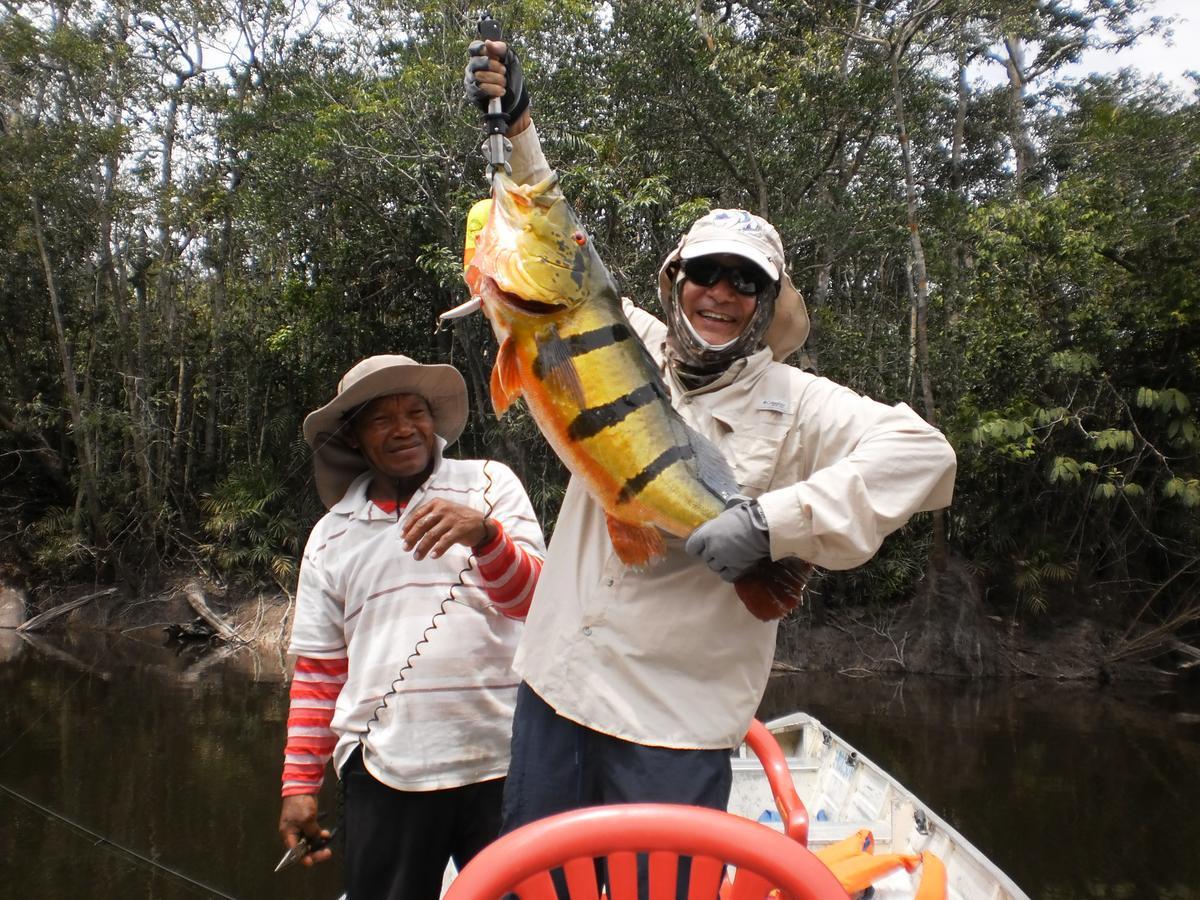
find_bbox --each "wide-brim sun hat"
[303,354,468,509]
[657,208,810,361]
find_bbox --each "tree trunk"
[31,199,106,544]
[1003,35,1035,194]
[890,49,947,578]
[172,355,193,485]
[948,43,969,313]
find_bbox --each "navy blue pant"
[501,681,734,832]
[341,747,504,900]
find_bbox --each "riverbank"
[5,568,1186,685]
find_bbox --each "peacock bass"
[463,172,807,621]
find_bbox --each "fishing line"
[0,667,89,763]
[0,664,240,897]
[0,781,240,900]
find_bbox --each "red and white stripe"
[281,655,347,796]
[476,522,543,619]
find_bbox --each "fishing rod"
[437,11,511,331]
[0,780,240,899]
[477,10,512,183]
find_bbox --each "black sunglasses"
[681,257,774,296]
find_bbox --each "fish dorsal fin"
[632,338,740,504]
[663,412,739,504]
[491,337,522,418]
[534,326,587,409]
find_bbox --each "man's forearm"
[509,119,554,185]
[281,655,346,796]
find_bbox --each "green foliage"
[1,0,1196,638]
[200,464,304,588]
[29,508,97,574]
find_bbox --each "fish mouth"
[487,279,567,316]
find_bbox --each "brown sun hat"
[303,355,468,509]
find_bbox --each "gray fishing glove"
[685,500,772,582]
[464,40,530,123]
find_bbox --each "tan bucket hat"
[303,355,468,509]
[657,209,810,361]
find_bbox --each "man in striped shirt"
[277,354,545,900]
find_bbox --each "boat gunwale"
[749,712,1032,900]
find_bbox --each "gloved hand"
[464,39,530,123]
[685,500,772,583]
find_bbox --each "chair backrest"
[444,803,850,900]
[743,718,810,846]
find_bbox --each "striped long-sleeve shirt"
[282,467,545,796]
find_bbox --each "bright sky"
[1069,0,1197,88]
[972,0,1199,94]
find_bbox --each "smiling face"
[678,254,763,346]
[347,393,436,499]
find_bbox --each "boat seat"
[807,819,893,847]
[443,803,851,900]
[746,813,892,848]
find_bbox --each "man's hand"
[278,795,333,868]
[402,498,496,560]
[684,501,772,582]
[464,39,530,132]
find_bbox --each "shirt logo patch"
[758,399,787,413]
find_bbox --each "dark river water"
[1,629,1198,899]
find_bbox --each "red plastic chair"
[742,719,810,846]
[443,803,850,900]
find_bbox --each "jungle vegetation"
[2,0,1197,661]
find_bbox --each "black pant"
[501,684,734,899]
[501,682,733,832]
[341,747,505,900]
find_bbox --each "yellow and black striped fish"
[464,173,806,620]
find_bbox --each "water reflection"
[761,672,1200,899]
[0,631,342,900]
[1,632,1197,899]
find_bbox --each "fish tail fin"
[733,558,813,621]
[605,514,666,568]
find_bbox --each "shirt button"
[604,578,614,587]
[582,626,593,636]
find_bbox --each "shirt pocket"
[712,407,793,496]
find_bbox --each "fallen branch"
[179,643,242,682]
[1172,641,1200,671]
[15,588,117,633]
[184,582,243,643]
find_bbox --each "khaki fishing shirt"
[508,126,957,750]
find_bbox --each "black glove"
[684,500,772,583]
[464,40,530,123]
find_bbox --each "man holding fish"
[463,41,956,833]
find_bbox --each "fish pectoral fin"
[605,515,666,568]
[536,329,587,408]
[490,337,523,418]
[733,558,814,621]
